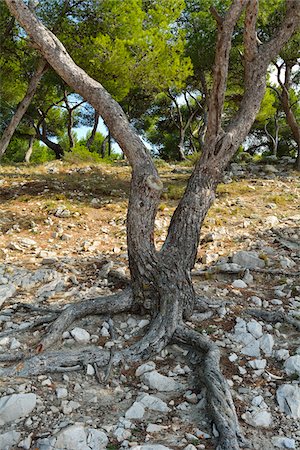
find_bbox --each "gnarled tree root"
[38,288,134,351]
[0,305,245,450]
[174,325,247,450]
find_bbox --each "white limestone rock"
[70,327,90,344]
[50,424,108,450]
[0,393,36,425]
[232,279,247,289]
[247,320,263,339]
[248,359,267,370]
[259,334,274,356]
[284,355,300,377]
[272,436,296,449]
[131,446,172,450]
[125,401,145,419]
[0,284,16,308]
[135,361,156,377]
[141,370,181,391]
[0,431,21,450]
[243,409,272,427]
[139,394,170,412]
[276,384,300,418]
[232,251,265,269]
[56,387,68,399]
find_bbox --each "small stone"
[146,424,164,433]
[56,387,68,399]
[86,364,95,376]
[0,284,16,308]
[259,334,274,356]
[243,410,272,427]
[0,431,21,449]
[87,428,108,449]
[247,320,263,339]
[135,362,156,377]
[272,436,296,449]
[139,394,170,412]
[232,251,265,269]
[70,327,90,344]
[125,401,145,419]
[248,359,267,370]
[284,355,300,377]
[141,370,181,391]
[232,279,247,289]
[274,349,290,361]
[276,384,300,418]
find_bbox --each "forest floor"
[0,158,299,450]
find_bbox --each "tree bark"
[86,110,99,150]
[24,135,34,163]
[0,58,47,158]
[280,61,300,170]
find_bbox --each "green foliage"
[62,142,121,164]
[63,143,103,164]
[30,142,56,164]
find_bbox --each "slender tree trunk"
[24,135,34,163]
[86,111,99,150]
[108,130,111,156]
[178,133,187,161]
[100,135,108,158]
[0,58,47,158]
[280,63,300,170]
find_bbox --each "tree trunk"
[86,111,99,150]
[280,62,300,170]
[24,135,34,163]
[100,135,109,157]
[36,129,64,159]
[0,58,47,158]
[178,137,186,161]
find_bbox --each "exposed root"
[37,288,133,351]
[0,314,59,339]
[247,308,300,331]
[0,289,245,450]
[174,324,247,450]
[0,347,112,377]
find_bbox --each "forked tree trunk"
[3,1,300,449]
[0,58,47,158]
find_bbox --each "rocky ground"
[0,157,299,450]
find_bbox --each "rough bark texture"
[0,58,47,158]
[86,110,100,150]
[279,61,300,170]
[24,135,34,162]
[3,1,300,448]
